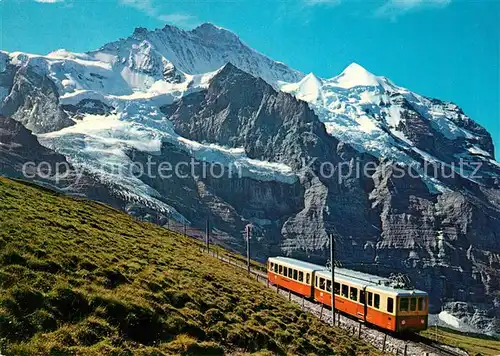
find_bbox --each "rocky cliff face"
[0,23,499,333]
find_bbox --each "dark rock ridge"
[390,93,496,171]
[162,63,344,169]
[61,99,115,118]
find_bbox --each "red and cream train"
[267,257,428,333]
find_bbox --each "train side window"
[306,273,310,284]
[283,266,288,276]
[320,278,326,290]
[367,292,373,306]
[350,287,358,301]
[400,297,409,311]
[326,280,332,292]
[298,271,304,282]
[293,269,298,280]
[279,265,283,275]
[288,268,293,278]
[341,284,348,298]
[269,262,273,271]
[359,290,366,304]
[387,297,394,313]
[374,294,380,309]
[334,282,340,295]
[418,297,424,311]
[274,264,278,273]
[315,276,318,287]
[410,297,417,311]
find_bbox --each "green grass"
[0,178,381,355]
[421,326,500,355]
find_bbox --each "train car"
[314,269,366,321]
[389,289,429,332]
[267,257,323,298]
[267,257,429,333]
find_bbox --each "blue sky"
[1,0,499,158]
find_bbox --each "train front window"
[400,297,409,311]
[387,297,394,313]
[334,282,340,295]
[410,297,417,311]
[269,262,273,271]
[367,292,373,306]
[374,294,380,309]
[326,280,332,292]
[418,297,425,311]
[298,271,303,282]
[341,284,348,298]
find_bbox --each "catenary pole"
[246,224,252,274]
[330,233,335,325]
[206,218,210,252]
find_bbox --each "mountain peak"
[210,62,265,86]
[193,22,226,32]
[303,72,322,83]
[101,22,302,85]
[133,26,149,37]
[280,72,323,103]
[191,23,241,44]
[330,62,381,89]
[343,62,368,74]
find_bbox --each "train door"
[355,287,366,320]
[361,287,367,321]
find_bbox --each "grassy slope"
[421,326,500,356]
[0,178,380,355]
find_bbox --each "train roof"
[268,256,325,272]
[316,268,427,296]
[269,257,427,297]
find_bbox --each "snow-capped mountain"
[281,63,498,192]
[282,62,494,160]
[3,23,302,100]
[1,23,499,333]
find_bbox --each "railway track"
[407,333,467,356]
[209,249,468,356]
